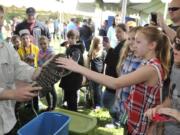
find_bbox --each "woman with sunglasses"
[145,28,180,135]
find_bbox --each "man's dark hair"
[0,5,4,13]
[67,30,79,39]
[117,23,128,32]
[112,14,121,27]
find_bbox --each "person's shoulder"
[17,45,22,50]
[16,20,27,27]
[107,48,113,53]
[168,24,180,31]
[31,43,39,50]
[3,42,14,49]
[35,21,46,28]
[0,42,9,50]
[17,46,24,54]
[2,42,19,56]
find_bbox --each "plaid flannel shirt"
[125,58,164,135]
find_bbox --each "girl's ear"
[149,41,157,50]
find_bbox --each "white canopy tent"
[0,0,173,22]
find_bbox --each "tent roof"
[127,0,166,16]
[0,0,167,17]
[76,0,166,17]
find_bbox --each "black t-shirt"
[90,51,106,73]
[105,40,125,77]
[104,40,125,93]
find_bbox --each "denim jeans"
[102,89,121,123]
[90,81,102,107]
[102,89,116,110]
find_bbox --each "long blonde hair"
[116,26,142,74]
[88,36,103,60]
[140,27,171,79]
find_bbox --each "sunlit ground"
[49,38,65,54]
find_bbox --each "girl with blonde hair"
[88,36,106,109]
[111,27,143,127]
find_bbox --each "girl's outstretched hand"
[56,57,82,73]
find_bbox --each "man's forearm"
[160,97,171,108]
[163,24,176,42]
[177,112,180,121]
[0,89,14,100]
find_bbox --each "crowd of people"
[0,0,180,134]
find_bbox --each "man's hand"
[144,105,162,120]
[156,12,176,42]
[157,13,166,29]
[12,82,41,102]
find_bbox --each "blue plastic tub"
[17,112,70,135]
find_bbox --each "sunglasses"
[174,37,180,51]
[168,7,180,12]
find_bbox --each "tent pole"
[163,2,168,20]
[121,0,128,23]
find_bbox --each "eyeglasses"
[168,7,180,12]
[174,37,180,51]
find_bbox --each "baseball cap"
[26,7,36,16]
[127,21,137,28]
